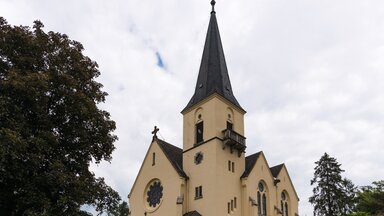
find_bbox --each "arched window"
[281,200,284,216]
[195,121,204,143]
[262,194,267,215]
[281,191,289,216]
[227,121,233,130]
[257,191,261,215]
[285,202,288,216]
[257,181,267,216]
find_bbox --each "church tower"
[181,1,247,215]
[128,2,299,216]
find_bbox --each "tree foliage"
[354,180,384,215]
[107,201,130,216]
[0,17,120,215]
[309,153,357,216]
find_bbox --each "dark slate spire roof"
[182,7,244,113]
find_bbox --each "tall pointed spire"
[182,1,244,113]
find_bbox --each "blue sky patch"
[155,51,166,69]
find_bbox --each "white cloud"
[2,0,384,215]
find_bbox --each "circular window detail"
[145,180,163,210]
[258,182,264,192]
[195,152,203,164]
[281,191,286,201]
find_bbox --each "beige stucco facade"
[128,94,299,216]
[128,4,299,216]
[129,141,187,216]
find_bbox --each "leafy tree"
[354,180,384,215]
[0,17,120,215]
[107,201,130,216]
[309,153,357,216]
[348,212,371,216]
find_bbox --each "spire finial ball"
[211,0,216,12]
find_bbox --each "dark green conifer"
[309,153,357,216]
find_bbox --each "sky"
[1,0,384,215]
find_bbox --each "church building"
[128,1,299,216]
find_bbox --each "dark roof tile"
[183,210,202,216]
[241,151,262,178]
[157,138,188,178]
[270,164,284,178]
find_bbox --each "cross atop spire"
[182,2,245,113]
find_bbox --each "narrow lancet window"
[257,191,261,215]
[285,202,288,216]
[281,201,284,216]
[262,193,267,216]
[258,181,268,216]
[228,202,230,213]
[281,191,289,216]
[196,121,204,143]
[227,121,233,130]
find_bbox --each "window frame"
[195,121,204,143]
[195,186,203,199]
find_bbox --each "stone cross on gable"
[152,126,159,139]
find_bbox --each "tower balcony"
[222,129,246,157]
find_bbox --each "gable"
[241,151,274,180]
[273,164,299,200]
[128,138,187,198]
[270,163,284,178]
[241,151,262,178]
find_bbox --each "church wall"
[182,94,246,215]
[274,166,299,216]
[182,94,245,151]
[183,139,219,215]
[129,141,185,216]
[214,139,244,216]
[183,138,246,216]
[212,95,245,137]
[243,154,277,216]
